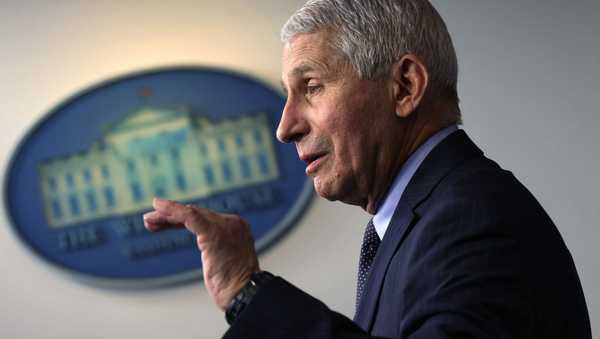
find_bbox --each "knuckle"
[185,205,200,219]
[232,216,250,231]
[230,214,244,224]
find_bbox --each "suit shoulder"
[418,155,554,236]
[436,156,534,209]
[416,154,567,256]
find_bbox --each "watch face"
[5,67,313,288]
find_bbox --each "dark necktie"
[356,219,381,309]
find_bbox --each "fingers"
[144,197,260,310]
[143,211,185,232]
[149,197,214,235]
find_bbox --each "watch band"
[225,271,275,325]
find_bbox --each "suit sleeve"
[222,277,387,339]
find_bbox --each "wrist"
[225,271,275,325]
[220,275,253,310]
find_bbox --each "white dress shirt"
[372,125,458,239]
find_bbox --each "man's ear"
[391,54,430,118]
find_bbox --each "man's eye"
[306,84,323,96]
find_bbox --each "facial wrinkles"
[286,51,348,161]
[283,32,401,209]
[349,80,398,211]
[284,44,337,85]
[327,78,379,204]
[296,136,329,159]
[283,33,350,98]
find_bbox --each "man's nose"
[276,96,308,144]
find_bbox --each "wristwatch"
[225,270,275,325]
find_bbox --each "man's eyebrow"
[281,62,331,93]
[290,64,318,77]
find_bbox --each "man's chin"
[312,177,337,201]
[313,177,367,210]
[312,176,347,202]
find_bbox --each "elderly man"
[143,0,591,338]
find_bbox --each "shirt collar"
[372,125,459,239]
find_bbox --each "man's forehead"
[282,40,345,84]
[283,32,336,65]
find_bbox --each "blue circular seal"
[4,67,312,288]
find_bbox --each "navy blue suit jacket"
[224,130,591,338]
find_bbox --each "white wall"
[0,1,597,338]
[433,1,600,336]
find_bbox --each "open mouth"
[302,153,327,175]
[303,153,323,164]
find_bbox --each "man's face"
[278,31,400,208]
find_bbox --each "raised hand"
[143,198,260,310]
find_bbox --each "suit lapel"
[353,200,414,330]
[353,130,484,332]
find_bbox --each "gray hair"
[281,0,460,108]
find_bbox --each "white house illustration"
[38,106,279,228]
